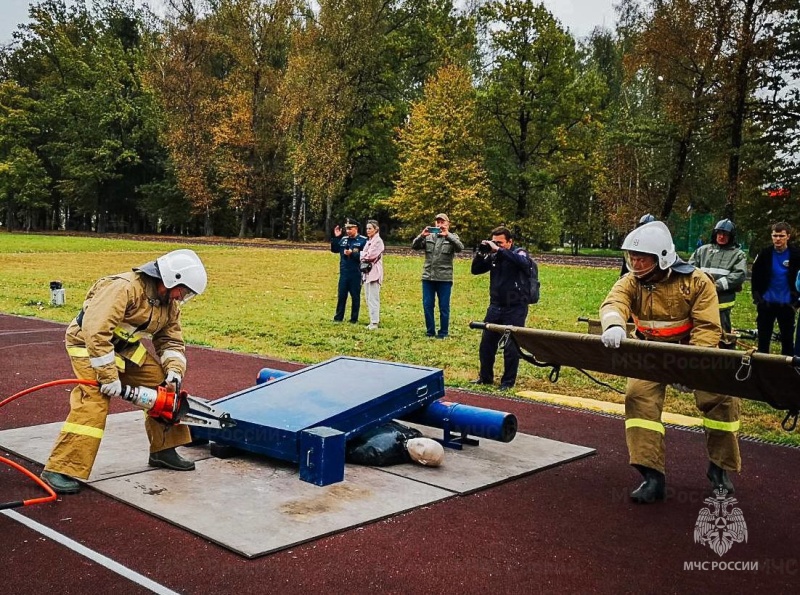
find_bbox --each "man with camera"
[411,213,464,338]
[471,226,536,390]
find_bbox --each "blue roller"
[256,367,292,384]
[403,399,517,443]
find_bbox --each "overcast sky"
[1,0,617,45]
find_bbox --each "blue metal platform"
[192,356,445,485]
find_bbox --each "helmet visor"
[178,289,197,305]
[624,251,657,278]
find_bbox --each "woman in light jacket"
[361,220,385,329]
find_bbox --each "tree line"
[1,0,798,249]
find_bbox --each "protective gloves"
[99,379,122,398]
[165,370,182,392]
[672,383,693,393]
[601,326,627,349]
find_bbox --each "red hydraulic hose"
[0,379,99,509]
[0,378,98,409]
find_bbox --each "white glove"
[672,383,693,393]
[601,326,627,348]
[165,370,182,391]
[99,379,122,397]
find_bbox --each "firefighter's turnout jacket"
[44,270,191,480]
[599,267,741,474]
[688,243,747,311]
[65,270,187,383]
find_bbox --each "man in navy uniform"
[331,218,368,323]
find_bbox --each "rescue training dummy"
[345,421,445,467]
[600,221,740,504]
[40,249,208,494]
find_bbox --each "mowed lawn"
[1,232,795,446]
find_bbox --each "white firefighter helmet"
[406,438,444,467]
[157,249,208,296]
[621,221,677,273]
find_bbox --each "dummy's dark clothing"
[345,421,422,466]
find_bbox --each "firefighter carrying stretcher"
[599,221,741,504]
[40,249,208,495]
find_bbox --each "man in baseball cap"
[411,212,464,338]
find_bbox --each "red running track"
[1,314,797,594]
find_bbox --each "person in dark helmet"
[331,218,368,323]
[689,219,747,335]
[41,249,208,494]
[600,222,740,504]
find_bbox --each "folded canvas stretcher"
[469,323,800,430]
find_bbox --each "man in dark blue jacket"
[471,226,535,390]
[331,218,368,323]
[750,222,800,355]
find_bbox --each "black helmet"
[712,218,736,245]
[637,213,656,227]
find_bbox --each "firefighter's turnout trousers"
[626,378,741,474]
[44,351,191,480]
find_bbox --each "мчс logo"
[693,488,748,557]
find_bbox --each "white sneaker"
[367,323,378,330]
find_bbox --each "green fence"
[667,213,748,255]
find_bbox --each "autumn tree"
[146,0,224,235]
[207,0,295,238]
[388,63,497,243]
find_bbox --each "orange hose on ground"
[0,378,98,408]
[0,379,98,508]
[0,456,57,508]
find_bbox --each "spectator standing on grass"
[411,213,463,338]
[331,218,368,324]
[750,222,800,355]
[470,226,537,391]
[360,220,385,330]
[688,219,747,335]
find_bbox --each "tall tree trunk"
[725,0,756,221]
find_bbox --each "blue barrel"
[256,367,291,385]
[403,400,517,442]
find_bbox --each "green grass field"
[1,232,796,446]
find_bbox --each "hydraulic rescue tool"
[0,379,235,509]
[118,383,236,429]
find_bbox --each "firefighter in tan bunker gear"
[600,222,740,504]
[40,249,208,495]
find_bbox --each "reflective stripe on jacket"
[600,268,722,347]
[66,271,186,384]
[632,316,693,340]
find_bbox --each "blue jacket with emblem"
[331,233,368,275]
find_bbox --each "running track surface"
[1,314,797,594]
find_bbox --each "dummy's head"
[406,438,444,467]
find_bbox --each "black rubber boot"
[148,447,195,471]
[707,462,735,495]
[630,466,666,504]
[40,470,81,494]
